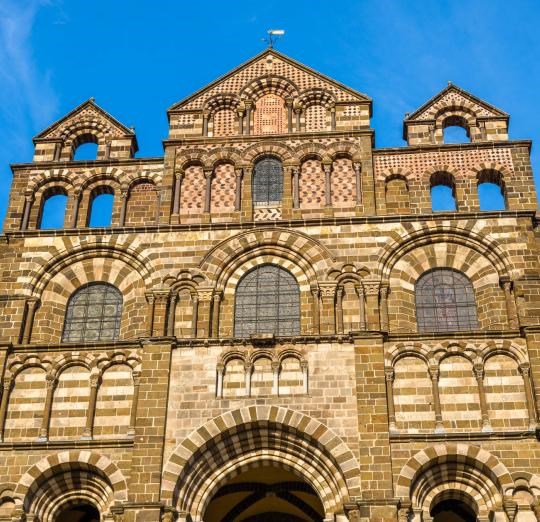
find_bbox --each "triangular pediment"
[406,84,508,122]
[34,99,135,141]
[169,49,370,112]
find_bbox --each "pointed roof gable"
[34,98,136,141]
[405,83,508,122]
[169,48,371,113]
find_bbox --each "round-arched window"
[252,157,283,206]
[416,269,478,332]
[62,283,123,342]
[234,264,300,337]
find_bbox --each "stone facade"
[0,48,539,522]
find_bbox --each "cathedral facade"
[0,49,539,522]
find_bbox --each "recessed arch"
[161,406,360,518]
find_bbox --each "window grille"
[416,269,478,332]
[62,283,123,342]
[235,264,300,337]
[252,157,283,206]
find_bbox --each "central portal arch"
[161,406,360,521]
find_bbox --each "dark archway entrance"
[55,503,100,522]
[431,499,477,522]
[204,463,325,522]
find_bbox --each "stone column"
[336,286,344,334]
[301,361,309,394]
[152,292,169,337]
[38,375,57,440]
[128,372,141,436]
[501,279,519,329]
[363,281,380,330]
[83,375,100,439]
[203,168,213,215]
[145,292,155,337]
[244,102,252,135]
[385,367,397,431]
[319,283,337,334]
[504,500,518,522]
[191,294,199,338]
[473,363,492,431]
[530,500,540,522]
[69,191,81,228]
[354,162,362,206]
[0,378,13,441]
[323,161,333,207]
[286,98,294,133]
[216,363,224,399]
[172,171,183,220]
[429,365,444,432]
[196,288,214,338]
[330,105,336,131]
[166,293,177,337]
[272,361,280,396]
[21,191,34,231]
[294,107,302,132]
[355,284,366,331]
[21,297,39,344]
[519,363,538,429]
[311,286,320,334]
[380,285,389,332]
[211,291,222,338]
[245,362,252,397]
[237,109,244,135]
[292,166,300,209]
[398,501,412,522]
[234,168,243,211]
[202,111,209,136]
[240,167,253,221]
[119,189,128,226]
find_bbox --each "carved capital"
[519,362,531,377]
[354,284,364,297]
[90,375,100,388]
[132,372,142,386]
[353,161,362,174]
[145,292,155,305]
[235,168,244,179]
[271,361,280,372]
[2,378,12,391]
[428,364,440,380]
[45,374,57,389]
[300,360,309,371]
[363,280,380,296]
[318,283,337,298]
[380,285,389,299]
[154,291,170,304]
[504,499,518,522]
[216,363,225,374]
[384,367,395,382]
[203,168,213,179]
[24,191,35,203]
[197,287,215,302]
[473,363,484,380]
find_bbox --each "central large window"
[416,268,478,332]
[252,156,283,206]
[234,264,300,337]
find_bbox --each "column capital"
[216,363,225,374]
[500,277,513,291]
[300,360,309,370]
[271,361,280,372]
[318,282,337,298]
[2,378,12,391]
[384,367,395,382]
[519,362,531,376]
[145,292,155,305]
[203,167,214,179]
[428,364,440,380]
[363,280,381,296]
[197,287,215,302]
[379,285,389,298]
[45,374,57,389]
[354,284,364,297]
[153,291,170,303]
[235,167,244,179]
[24,191,35,202]
[353,161,362,172]
[90,375,101,388]
[473,363,485,379]
[26,296,40,308]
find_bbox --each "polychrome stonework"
[0,48,539,522]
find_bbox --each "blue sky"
[1,0,539,228]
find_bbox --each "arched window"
[431,498,476,522]
[38,188,68,229]
[72,133,99,161]
[87,187,114,227]
[416,269,478,332]
[235,264,300,337]
[62,283,123,342]
[252,156,283,206]
[430,172,457,211]
[477,170,506,210]
[254,93,286,134]
[443,116,470,144]
[56,503,100,522]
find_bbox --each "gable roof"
[34,98,136,141]
[169,48,371,113]
[405,83,508,122]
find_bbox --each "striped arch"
[161,406,360,519]
[297,88,336,109]
[202,146,244,168]
[396,443,514,514]
[203,93,241,115]
[293,142,329,164]
[384,341,432,367]
[49,352,96,379]
[93,349,142,373]
[124,170,163,189]
[240,75,299,101]
[79,166,126,191]
[377,167,413,183]
[423,164,461,182]
[324,141,362,161]
[26,168,83,194]
[16,451,128,520]
[478,339,529,366]
[177,149,206,170]
[199,228,335,290]
[5,354,53,381]
[378,224,510,282]
[242,140,295,163]
[25,242,153,296]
